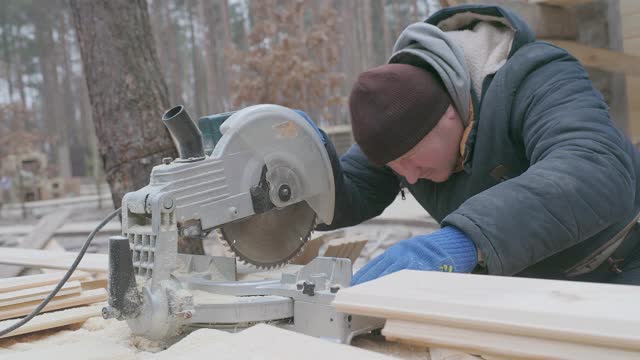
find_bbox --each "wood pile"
[0,272,107,338]
[0,247,108,273]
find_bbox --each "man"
[316,5,640,286]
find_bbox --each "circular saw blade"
[219,201,316,268]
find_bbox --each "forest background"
[0,0,442,180]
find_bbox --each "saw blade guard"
[211,104,335,225]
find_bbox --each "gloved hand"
[352,226,478,285]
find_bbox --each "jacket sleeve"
[316,139,400,231]
[442,45,636,275]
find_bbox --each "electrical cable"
[0,207,121,337]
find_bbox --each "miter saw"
[101,104,384,343]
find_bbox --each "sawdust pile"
[0,316,161,360]
[0,317,397,360]
[153,324,394,360]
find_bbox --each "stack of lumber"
[0,247,108,273]
[333,270,640,359]
[0,272,107,338]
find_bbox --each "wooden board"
[0,209,72,278]
[544,39,640,77]
[154,323,394,360]
[429,348,483,360]
[0,281,81,307]
[291,231,345,265]
[0,304,102,338]
[384,320,640,360]
[623,37,640,57]
[622,13,640,39]
[333,270,640,351]
[0,221,121,237]
[528,0,592,6]
[0,288,106,321]
[80,278,108,291]
[621,0,640,15]
[324,236,368,264]
[0,247,108,273]
[0,272,91,293]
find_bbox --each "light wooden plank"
[384,320,640,360]
[80,278,108,291]
[0,209,72,277]
[0,281,81,307]
[0,221,120,236]
[622,14,640,39]
[621,0,640,15]
[429,348,483,360]
[627,73,640,141]
[628,77,640,96]
[623,37,640,56]
[0,247,108,273]
[544,40,640,76]
[291,231,346,265]
[0,272,91,293]
[18,209,72,249]
[324,236,368,264]
[528,0,592,7]
[0,288,106,321]
[0,304,102,338]
[333,270,640,351]
[40,240,67,274]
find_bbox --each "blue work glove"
[352,226,478,285]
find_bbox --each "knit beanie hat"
[349,63,451,165]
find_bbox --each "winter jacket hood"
[389,5,529,126]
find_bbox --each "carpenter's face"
[387,105,464,184]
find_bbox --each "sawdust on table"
[0,309,429,360]
[0,315,163,360]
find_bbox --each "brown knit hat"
[349,63,452,165]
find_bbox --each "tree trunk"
[70,0,204,255]
[412,0,420,22]
[162,1,184,104]
[362,0,373,69]
[340,0,357,94]
[58,2,83,176]
[1,2,14,101]
[33,4,72,178]
[392,1,403,38]
[220,0,232,111]
[371,0,389,66]
[199,0,232,113]
[14,37,28,126]
[187,0,204,117]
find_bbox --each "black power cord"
[0,207,121,337]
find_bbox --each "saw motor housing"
[103,105,383,342]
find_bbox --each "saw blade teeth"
[219,205,317,269]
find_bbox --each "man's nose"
[405,167,419,184]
